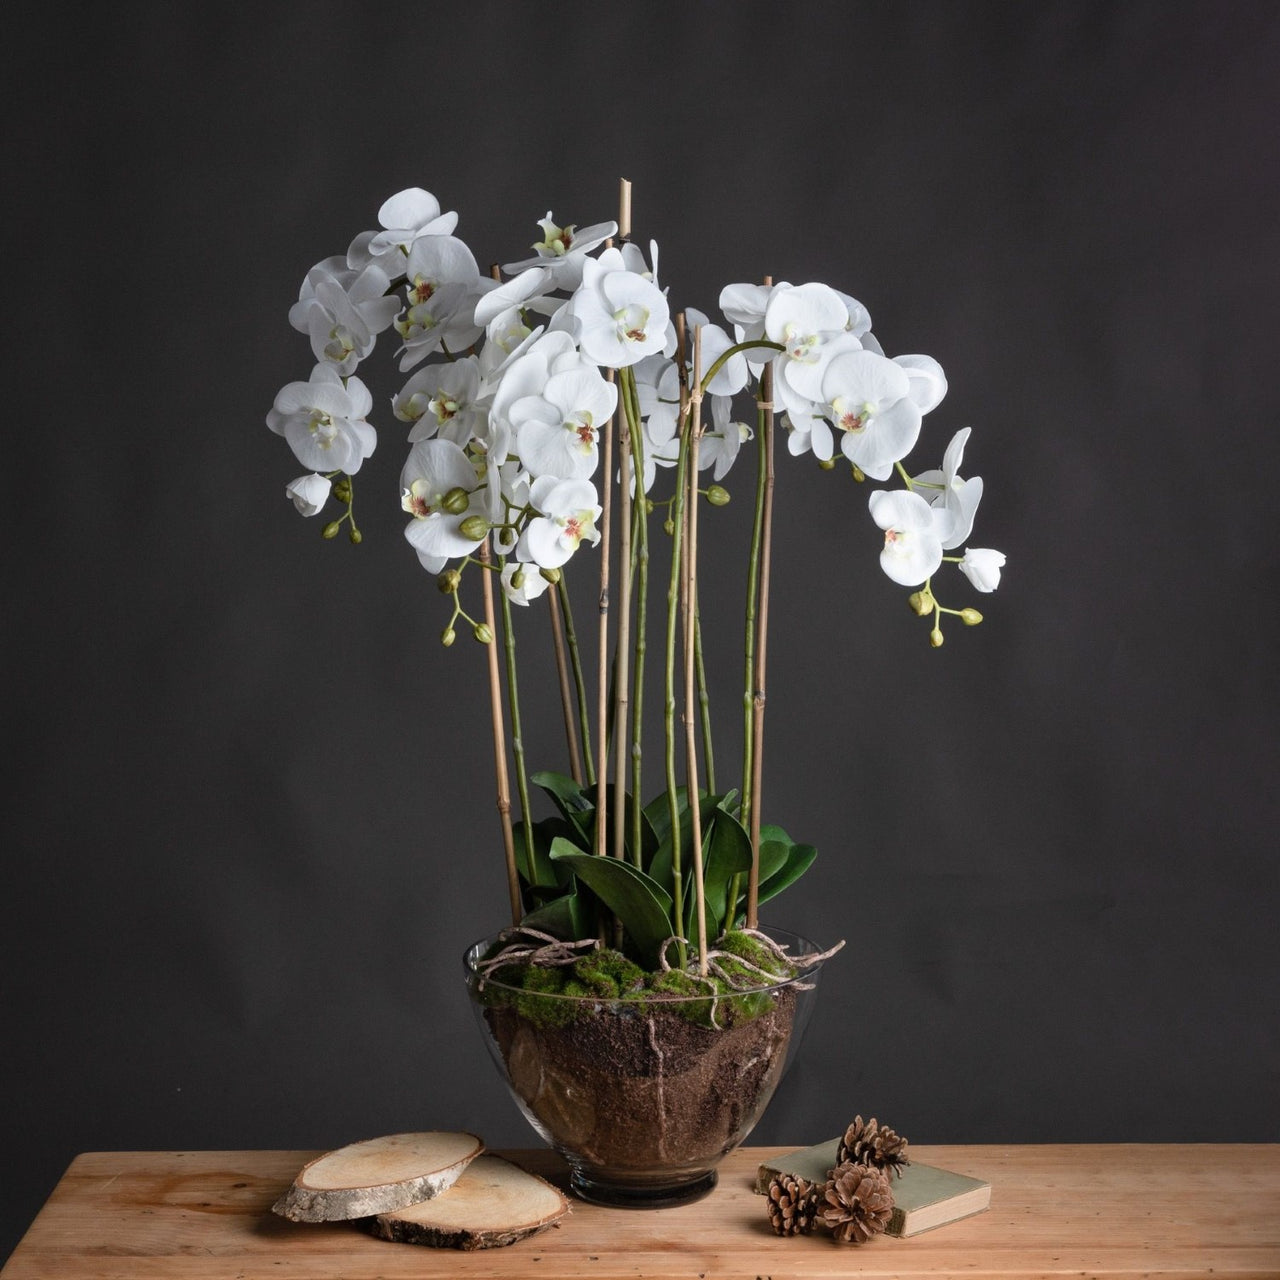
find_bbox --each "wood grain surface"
[3,1144,1278,1279]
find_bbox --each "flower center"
[568,414,596,451]
[431,393,460,424]
[409,275,436,305]
[324,326,356,364]
[402,479,437,519]
[833,398,876,433]
[614,302,650,344]
[783,323,820,363]
[308,410,338,447]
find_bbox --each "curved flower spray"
[266,181,1006,976]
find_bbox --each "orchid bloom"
[503,212,619,290]
[958,547,1006,593]
[913,426,983,549]
[570,247,670,368]
[512,365,618,481]
[868,489,944,586]
[395,357,485,448]
[820,350,923,479]
[399,438,486,572]
[367,188,459,257]
[289,259,399,376]
[517,477,603,569]
[267,364,377,474]
[284,473,331,516]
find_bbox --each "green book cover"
[756,1139,991,1237]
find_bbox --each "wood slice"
[273,1131,484,1222]
[370,1154,570,1250]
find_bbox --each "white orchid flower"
[502,212,619,290]
[284,473,331,516]
[367,188,459,257]
[395,358,485,448]
[267,364,377,474]
[289,259,399,375]
[399,438,486,571]
[958,547,1006,593]
[913,427,983,550]
[512,365,618,481]
[868,489,944,586]
[765,282,860,403]
[517,477,602,569]
[820,349,923,479]
[569,247,670,369]
[699,395,752,481]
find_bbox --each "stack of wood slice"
[273,1132,569,1250]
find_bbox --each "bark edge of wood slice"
[273,1131,484,1222]
[369,1153,570,1250]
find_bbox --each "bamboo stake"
[480,536,522,927]
[663,314,690,968]
[684,326,709,976]
[547,582,583,785]
[746,345,776,930]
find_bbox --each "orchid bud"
[348,527,362,544]
[850,464,865,482]
[332,479,352,503]
[539,567,562,584]
[512,568,526,590]
[442,486,470,515]
[473,622,494,644]
[960,608,984,626]
[818,458,836,471]
[663,518,676,535]
[459,515,490,540]
[440,626,456,647]
[322,521,342,540]
[437,569,461,594]
[645,499,656,515]
[929,626,945,648]
[706,485,730,507]
[907,591,934,617]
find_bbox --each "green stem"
[741,398,768,827]
[499,559,535,877]
[698,339,784,397]
[557,575,595,786]
[694,593,715,793]
[621,367,649,867]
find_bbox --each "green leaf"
[520,889,592,941]
[756,838,792,888]
[549,847,675,969]
[756,842,818,907]
[512,819,558,890]
[647,790,727,898]
[694,806,755,938]
[531,771,595,845]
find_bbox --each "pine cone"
[836,1115,911,1178]
[766,1172,819,1237]
[820,1162,894,1244]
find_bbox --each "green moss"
[476,938,794,1030]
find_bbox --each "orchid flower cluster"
[265,183,1007,973]
[268,187,1003,633]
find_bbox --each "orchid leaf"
[531,770,594,845]
[755,842,818,907]
[519,889,591,941]
[549,845,675,968]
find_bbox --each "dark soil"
[485,991,796,1183]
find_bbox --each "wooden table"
[3,1145,1278,1278]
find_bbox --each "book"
[755,1139,991,1237]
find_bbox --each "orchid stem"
[557,575,594,786]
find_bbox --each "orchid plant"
[267,181,1006,979]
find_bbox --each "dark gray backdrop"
[5,0,1278,1263]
